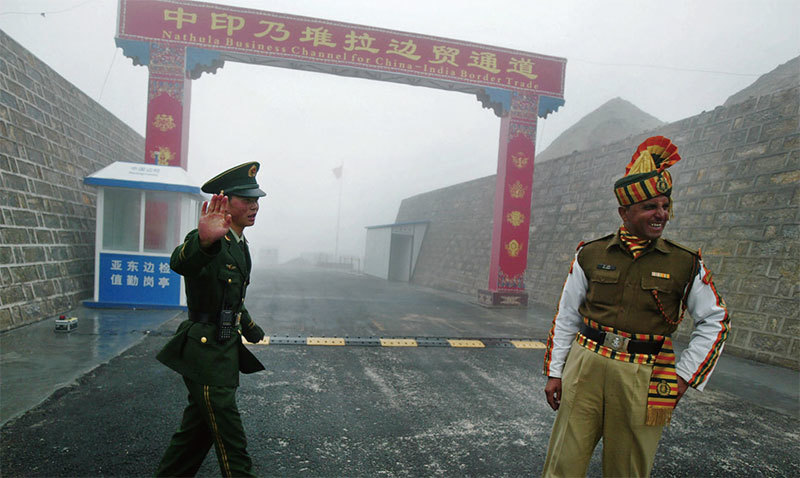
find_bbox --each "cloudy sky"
[1,0,798,263]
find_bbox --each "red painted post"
[144,43,191,169]
[479,93,539,306]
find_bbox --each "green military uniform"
[156,162,267,478]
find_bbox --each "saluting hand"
[198,194,231,249]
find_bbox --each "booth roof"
[84,161,204,196]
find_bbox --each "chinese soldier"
[156,162,267,477]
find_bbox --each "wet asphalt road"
[1,267,798,477]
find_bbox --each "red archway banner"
[117,0,565,98]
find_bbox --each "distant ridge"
[535,97,664,163]
[724,55,800,107]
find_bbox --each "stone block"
[759,297,799,318]
[748,332,790,354]
[10,208,37,227]
[760,118,800,141]
[9,264,39,282]
[768,259,799,282]
[0,284,25,305]
[1,227,29,244]
[720,257,769,276]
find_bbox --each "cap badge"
[248,165,258,178]
[656,175,669,193]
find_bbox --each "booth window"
[102,188,140,251]
[144,192,180,253]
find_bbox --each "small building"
[83,162,205,308]
[363,221,428,281]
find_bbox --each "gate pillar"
[144,43,192,169]
[479,92,539,307]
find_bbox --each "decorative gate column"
[479,93,539,307]
[144,43,191,168]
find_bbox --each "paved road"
[1,267,797,477]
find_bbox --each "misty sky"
[1,0,798,263]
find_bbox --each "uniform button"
[241,298,244,303]
[228,279,232,284]
[201,337,207,344]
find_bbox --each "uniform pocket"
[586,269,621,306]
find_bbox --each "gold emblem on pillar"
[153,114,176,132]
[505,239,522,257]
[506,210,525,227]
[509,181,526,199]
[511,152,529,168]
[152,146,174,165]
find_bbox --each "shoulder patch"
[663,238,700,257]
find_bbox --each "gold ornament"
[152,146,174,165]
[509,181,526,199]
[511,151,529,168]
[505,239,522,257]
[153,114,176,132]
[506,210,525,227]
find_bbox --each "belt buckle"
[603,331,630,352]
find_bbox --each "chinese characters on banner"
[117,0,565,96]
[99,252,181,306]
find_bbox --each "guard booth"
[83,161,205,308]
[364,221,428,281]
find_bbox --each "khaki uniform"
[543,232,729,477]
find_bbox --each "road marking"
[447,339,485,348]
[511,340,546,349]
[307,337,346,346]
[380,338,418,347]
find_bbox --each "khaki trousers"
[542,342,664,477]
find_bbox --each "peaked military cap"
[202,162,266,197]
[614,136,681,206]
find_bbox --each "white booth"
[83,162,205,308]
[363,221,428,281]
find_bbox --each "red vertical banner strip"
[145,43,191,169]
[487,93,538,292]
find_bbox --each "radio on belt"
[55,315,78,332]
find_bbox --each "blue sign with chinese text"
[98,252,180,306]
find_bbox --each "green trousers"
[156,377,255,477]
[542,342,664,477]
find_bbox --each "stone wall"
[0,30,144,331]
[396,176,494,295]
[397,85,799,369]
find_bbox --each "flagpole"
[334,162,343,260]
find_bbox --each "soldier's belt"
[188,310,241,326]
[579,323,662,355]
[188,310,214,324]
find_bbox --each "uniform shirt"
[543,232,730,390]
[156,229,265,387]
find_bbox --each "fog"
[1,0,798,263]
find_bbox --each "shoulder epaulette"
[581,233,615,248]
[663,238,700,257]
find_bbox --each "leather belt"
[579,323,663,355]
[188,310,214,324]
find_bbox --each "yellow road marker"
[380,338,418,347]
[307,337,346,346]
[511,340,546,349]
[447,339,485,348]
